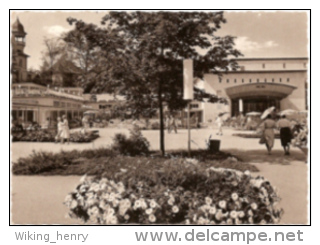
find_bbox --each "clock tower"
[11,18,29,83]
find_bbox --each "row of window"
[240,63,307,70]
[99,104,112,109]
[220,78,291,84]
[53,101,81,108]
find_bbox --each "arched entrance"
[225,83,296,116]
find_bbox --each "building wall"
[236,58,307,71]
[201,58,308,122]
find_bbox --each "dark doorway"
[232,97,280,116]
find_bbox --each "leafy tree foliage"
[66,11,242,155]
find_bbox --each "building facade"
[12,83,85,128]
[195,57,308,123]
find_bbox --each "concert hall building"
[191,57,308,122]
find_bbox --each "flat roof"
[233,57,308,61]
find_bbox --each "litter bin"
[209,140,220,152]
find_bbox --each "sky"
[10,10,309,70]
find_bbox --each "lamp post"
[183,59,194,157]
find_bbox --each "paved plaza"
[11,127,309,224]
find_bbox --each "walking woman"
[55,117,63,143]
[215,114,223,136]
[262,114,276,155]
[60,115,70,144]
[277,115,292,155]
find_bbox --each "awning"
[225,83,297,100]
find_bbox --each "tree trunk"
[158,80,165,156]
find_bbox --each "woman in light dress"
[55,117,63,143]
[215,115,223,136]
[60,115,70,144]
[262,114,276,155]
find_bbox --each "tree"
[67,11,242,155]
[41,37,66,85]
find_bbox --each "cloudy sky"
[11,10,308,70]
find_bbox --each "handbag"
[259,135,266,144]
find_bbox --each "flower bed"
[64,159,282,225]
[11,130,99,143]
[12,148,258,176]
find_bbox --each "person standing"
[262,114,276,155]
[82,115,89,134]
[55,117,63,143]
[61,115,70,144]
[165,115,170,133]
[277,115,292,155]
[215,114,223,136]
[169,115,177,133]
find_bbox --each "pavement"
[10,127,309,224]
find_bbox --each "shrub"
[65,159,282,225]
[111,125,150,156]
[11,129,99,143]
[151,122,160,130]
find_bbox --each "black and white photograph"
[10,10,310,226]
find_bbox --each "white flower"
[244,170,251,176]
[64,194,72,204]
[219,200,227,209]
[238,211,245,218]
[197,217,206,225]
[193,214,198,222]
[88,206,99,216]
[185,219,190,225]
[99,200,107,209]
[251,202,258,210]
[107,207,115,216]
[167,199,174,206]
[124,214,130,220]
[247,209,254,217]
[89,183,100,192]
[230,210,238,219]
[150,200,157,208]
[205,197,213,205]
[140,199,147,210]
[79,185,88,193]
[112,199,120,208]
[87,197,98,206]
[231,181,238,186]
[215,209,223,221]
[260,219,266,225]
[231,193,239,201]
[102,193,110,200]
[99,178,108,184]
[200,205,210,212]
[209,207,216,215]
[100,183,107,191]
[108,193,115,202]
[134,200,141,209]
[109,215,118,224]
[79,174,88,184]
[70,200,78,209]
[149,214,156,223]
[172,205,179,213]
[146,208,153,215]
[226,218,233,224]
[235,218,242,225]
[248,217,254,224]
